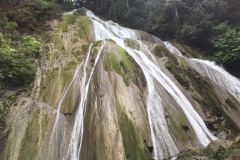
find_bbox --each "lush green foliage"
[0,0,59,30]
[0,0,60,88]
[212,28,240,77]
[0,0,60,152]
[213,28,240,64]
[0,33,40,87]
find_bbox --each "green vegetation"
[19,107,50,160]
[76,16,92,40]
[60,14,78,32]
[124,39,140,50]
[213,28,240,77]
[0,0,60,155]
[117,107,151,160]
[165,55,190,89]
[0,0,61,88]
[59,14,91,41]
[165,53,238,139]
[0,0,59,31]
[213,28,240,64]
[0,33,40,87]
[104,47,136,85]
[165,101,195,145]
[0,91,16,153]
[147,0,240,77]
[178,138,240,160]
[19,109,41,160]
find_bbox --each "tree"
[213,28,240,64]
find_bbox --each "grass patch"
[76,16,91,41]
[59,14,78,32]
[59,14,92,41]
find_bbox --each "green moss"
[165,55,190,89]
[59,14,78,32]
[39,60,79,109]
[124,39,140,50]
[18,108,42,160]
[165,54,238,138]
[60,61,79,114]
[39,68,60,106]
[59,14,91,40]
[91,41,103,61]
[0,91,16,154]
[117,107,151,160]
[62,61,78,87]
[166,105,195,145]
[76,16,91,41]
[178,138,240,160]
[172,42,204,59]
[103,47,136,86]
[154,43,172,58]
[18,107,50,160]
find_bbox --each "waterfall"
[50,63,83,142]
[86,10,216,159]
[162,40,240,102]
[47,62,83,159]
[188,59,240,101]
[65,41,106,160]
[144,71,179,159]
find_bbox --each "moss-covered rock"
[164,53,238,139]
[117,106,151,160]
[0,91,16,154]
[103,46,136,86]
[59,14,92,41]
[18,107,50,160]
[103,43,145,87]
[178,137,240,160]
[172,41,204,58]
[165,55,190,89]
[153,43,172,58]
[124,39,140,50]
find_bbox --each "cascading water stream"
[50,63,83,144]
[86,9,217,159]
[144,71,179,159]
[65,41,105,160]
[163,41,240,101]
[188,59,240,100]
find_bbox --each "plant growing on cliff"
[0,33,40,88]
[213,28,240,65]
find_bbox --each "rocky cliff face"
[1,9,240,160]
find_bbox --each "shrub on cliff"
[0,33,40,88]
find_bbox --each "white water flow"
[188,59,240,100]
[139,41,179,159]
[86,10,216,159]
[49,62,83,144]
[163,41,240,101]
[145,71,179,159]
[65,42,105,160]
[163,41,183,57]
